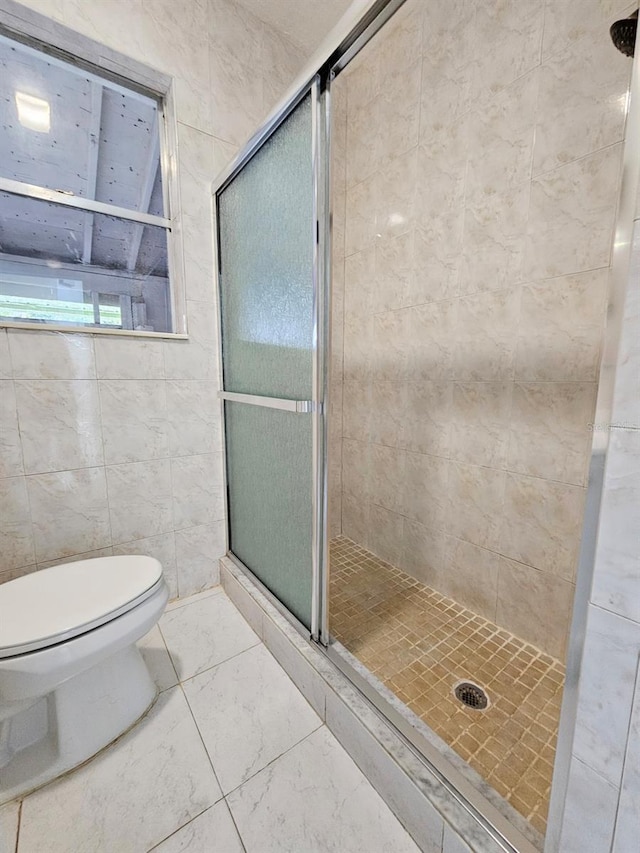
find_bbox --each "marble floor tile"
[151,802,243,853]
[183,643,321,794]
[0,800,19,852]
[227,726,420,853]
[19,688,222,853]
[160,592,259,680]
[137,625,179,693]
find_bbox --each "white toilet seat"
[0,555,163,659]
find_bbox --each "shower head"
[610,10,638,57]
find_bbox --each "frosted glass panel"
[218,94,314,399]
[225,402,313,628]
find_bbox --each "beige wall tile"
[15,380,103,475]
[466,71,538,205]
[454,290,520,381]
[345,174,378,257]
[344,249,375,319]
[450,382,512,469]
[370,382,406,449]
[459,184,529,295]
[406,300,457,381]
[410,218,462,305]
[106,459,173,545]
[447,462,505,552]
[507,382,597,485]
[0,381,23,478]
[370,444,406,515]
[346,98,381,189]
[377,59,422,164]
[8,330,95,380]
[99,380,168,466]
[403,381,452,458]
[499,473,585,581]
[0,330,11,379]
[174,522,225,598]
[343,314,373,381]
[419,60,471,146]
[515,270,609,381]
[525,145,623,279]
[376,148,418,241]
[541,0,631,61]
[341,380,371,443]
[0,476,35,571]
[341,438,370,501]
[496,558,574,658]
[534,31,629,176]
[368,504,404,566]
[27,467,111,563]
[165,381,221,458]
[376,231,414,314]
[94,336,165,380]
[401,518,446,588]
[402,451,449,532]
[371,311,409,381]
[171,453,225,531]
[344,39,381,107]
[341,492,370,548]
[442,537,501,623]
[471,0,544,101]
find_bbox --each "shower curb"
[220,556,530,853]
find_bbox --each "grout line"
[177,680,226,801]
[169,639,263,688]
[163,585,224,612]
[145,801,214,852]
[221,798,248,853]
[222,722,325,802]
[14,800,23,853]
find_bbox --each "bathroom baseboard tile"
[164,585,224,612]
[219,561,265,640]
[219,557,522,853]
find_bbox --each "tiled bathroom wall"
[330,0,634,659]
[0,0,305,598]
[556,205,640,852]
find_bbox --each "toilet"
[0,555,168,804]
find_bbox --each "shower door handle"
[218,391,321,414]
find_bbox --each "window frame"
[0,18,188,339]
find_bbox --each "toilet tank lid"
[0,556,163,654]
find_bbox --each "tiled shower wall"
[0,0,305,597]
[556,191,640,851]
[330,0,633,659]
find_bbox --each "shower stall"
[213,1,635,850]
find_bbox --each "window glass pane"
[0,34,164,216]
[0,192,171,332]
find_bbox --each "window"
[0,31,178,334]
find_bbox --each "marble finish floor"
[330,536,566,835]
[1,587,420,853]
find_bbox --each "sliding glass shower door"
[216,90,320,631]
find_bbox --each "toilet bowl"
[0,555,169,804]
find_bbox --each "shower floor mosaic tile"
[329,536,566,835]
